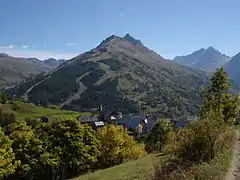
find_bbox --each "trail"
[226,129,240,180]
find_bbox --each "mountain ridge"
[0,53,67,88]
[225,52,240,86]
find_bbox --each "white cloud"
[65,42,78,46]
[0,49,78,60]
[0,44,15,49]
[119,13,125,18]
[21,45,29,49]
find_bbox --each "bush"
[96,125,146,168]
[0,93,7,104]
[145,120,173,153]
[168,118,225,162]
[154,126,235,180]
[0,108,16,128]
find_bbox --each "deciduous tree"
[145,120,173,153]
[0,128,16,179]
[97,125,145,168]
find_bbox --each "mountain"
[174,47,230,72]
[225,52,240,85]
[44,58,66,68]
[122,33,144,46]
[7,34,208,118]
[0,53,50,88]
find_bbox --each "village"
[76,105,200,136]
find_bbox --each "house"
[117,114,157,134]
[98,109,122,124]
[187,116,200,121]
[77,115,104,130]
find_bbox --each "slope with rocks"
[174,47,230,72]
[0,53,50,88]
[7,34,207,118]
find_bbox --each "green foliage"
[96,125,146,168]
[7,122,43,179]
[145,120,173,153]
[222,94,240,124]
[200,67,231,119]
[0,108,16,128]
[154,126,235,180]
[168,118,225,162]
[0,128,16,179]
[45,118,100,178]
[4,118,100,180]
[0,92,7,104]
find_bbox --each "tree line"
[0,112,145,180]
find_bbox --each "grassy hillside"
[0,102,90,121]
[73,153,162,180]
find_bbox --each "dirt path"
[226,129,240,180]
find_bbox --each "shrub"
[154,126,235,180]
[0,93,7,104]
[145,120,173,153]
[169,118,225,162]
[0,108,16,128]
[96,125,146,168]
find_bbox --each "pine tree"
[199,67,239,123]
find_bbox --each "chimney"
[100,105,103,112]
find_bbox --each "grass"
[190,149,233,180]
[188,128,237,180]
[154,127,236,180]
[0,101,92,121]
[73,153,164,180]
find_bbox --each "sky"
[1,0,240,60]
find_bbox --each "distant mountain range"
[43,58,66,68]
[0,53,66,88]
[174,47,230,72]
[7,34,207,118]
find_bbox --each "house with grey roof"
[77,115,104,130]
[117,114,157,135]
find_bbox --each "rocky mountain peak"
[122,33,143,46]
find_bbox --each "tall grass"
[154,119,236,180]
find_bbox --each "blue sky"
[1,0,240,60]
